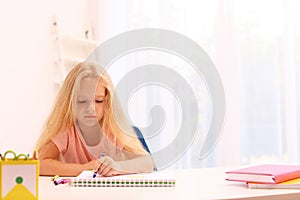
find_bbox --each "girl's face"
[75,77,106,127]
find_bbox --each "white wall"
[0,0,91,155]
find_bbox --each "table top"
[38,167,300,200]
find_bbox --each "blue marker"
[93,152,105,178]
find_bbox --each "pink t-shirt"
[51,125,125,164]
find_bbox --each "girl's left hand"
[94,156,123,177]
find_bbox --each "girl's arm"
[96,152,154,177]
[38,141,97,176]
[118,153,154,173]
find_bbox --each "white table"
[38,167,300,200]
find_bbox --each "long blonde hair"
[36,62,147,154]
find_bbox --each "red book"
[225,164,300,184]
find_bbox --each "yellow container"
[0,151,39,200]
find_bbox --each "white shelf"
[60,36,99,49]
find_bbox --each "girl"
[36,62,154,176]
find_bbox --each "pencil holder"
[0,150,39,200]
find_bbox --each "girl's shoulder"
[54,125,76,140]
[51,125,78,153]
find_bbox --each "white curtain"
[91,0,300,168]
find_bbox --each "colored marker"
[51,175,59,181]
[52,175,60,185]
[52,175,71,186]
[62,178,71,184]
[54,178,71,185]
[93,152,106,178]
[56,178,71,185]
[31,149,38,160]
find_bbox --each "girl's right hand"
[85,157,124,177]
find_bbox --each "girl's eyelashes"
[77,98,104,104]
[77,97,88,103]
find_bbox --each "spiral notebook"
[70,170,176,187]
